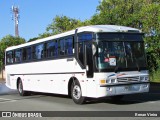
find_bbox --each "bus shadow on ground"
[0,83,17,95]
[85,82,160,105]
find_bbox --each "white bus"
[5,25,150,104]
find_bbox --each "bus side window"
[33,44,44,60]
[26,47,32,60]
[65,37,73,55]
[59,39,65,56]
[46,41,54,58]
[37,44,44,59]
[78,33,92,42]
[15,49,22,63]
[23,48,27,61]
[6,51,14,64]
[54,40,58,57]
[32,46,36,59]
[78,33,92,66]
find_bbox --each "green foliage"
[28,32,52,42]
[28,37,39,42]
[150,69,160,82]
[0,35,25,69]
[46,15,90,34]
[38,32,52,39]
[91,0,160,77]
[28,15,91,42]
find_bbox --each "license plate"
[124,86,130,90]
[124,85,140,91]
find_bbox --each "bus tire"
[71,80,85,104]
[110,95,124,102]
[18,80,28,96]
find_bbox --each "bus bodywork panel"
[5,59,150,98]
[5,58,88,96]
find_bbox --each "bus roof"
[6,25,141,51]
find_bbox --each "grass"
[150,70,160,83]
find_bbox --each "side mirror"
[92,44,96,55]
[86,65,89,71]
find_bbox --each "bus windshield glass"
[96,33,147,71]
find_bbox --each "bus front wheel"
[71,80,86,104]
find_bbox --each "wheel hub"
[73,85,81,100]
[19,82,22,93]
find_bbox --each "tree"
[0,35,25,79]
[46,15,90,35]
[28,15,89,42]
[91,0,146,27]
[28,32,52,42]
[90,0,160,73]
[27,37,39,42]
[140,2,160,72]
[38,32,52,39]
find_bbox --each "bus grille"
[117,76,140,83]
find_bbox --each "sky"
[0,0,99,41]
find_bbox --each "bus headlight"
[106,79,116,83]
[111,79,116,83]
[106,79,110,83]
[144,76,149,81]
[140,76,144,81]
[140,76,149,81]
[100,79,116,84]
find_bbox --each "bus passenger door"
[85,43,93,78]
[85,43,97,97]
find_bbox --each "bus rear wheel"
[71,80,86,104]
[18,80,29,96]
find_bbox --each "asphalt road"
[0,82,160,120]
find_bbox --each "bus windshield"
[96,33,147,71]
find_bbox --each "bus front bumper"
[95,82,150,98]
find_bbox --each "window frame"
[32,43,45,60]
[22,47,32,61]
[5,35,75,65]
[6,50,14,64]
[14,49,22,63]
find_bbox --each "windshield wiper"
[133,54,140,71]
